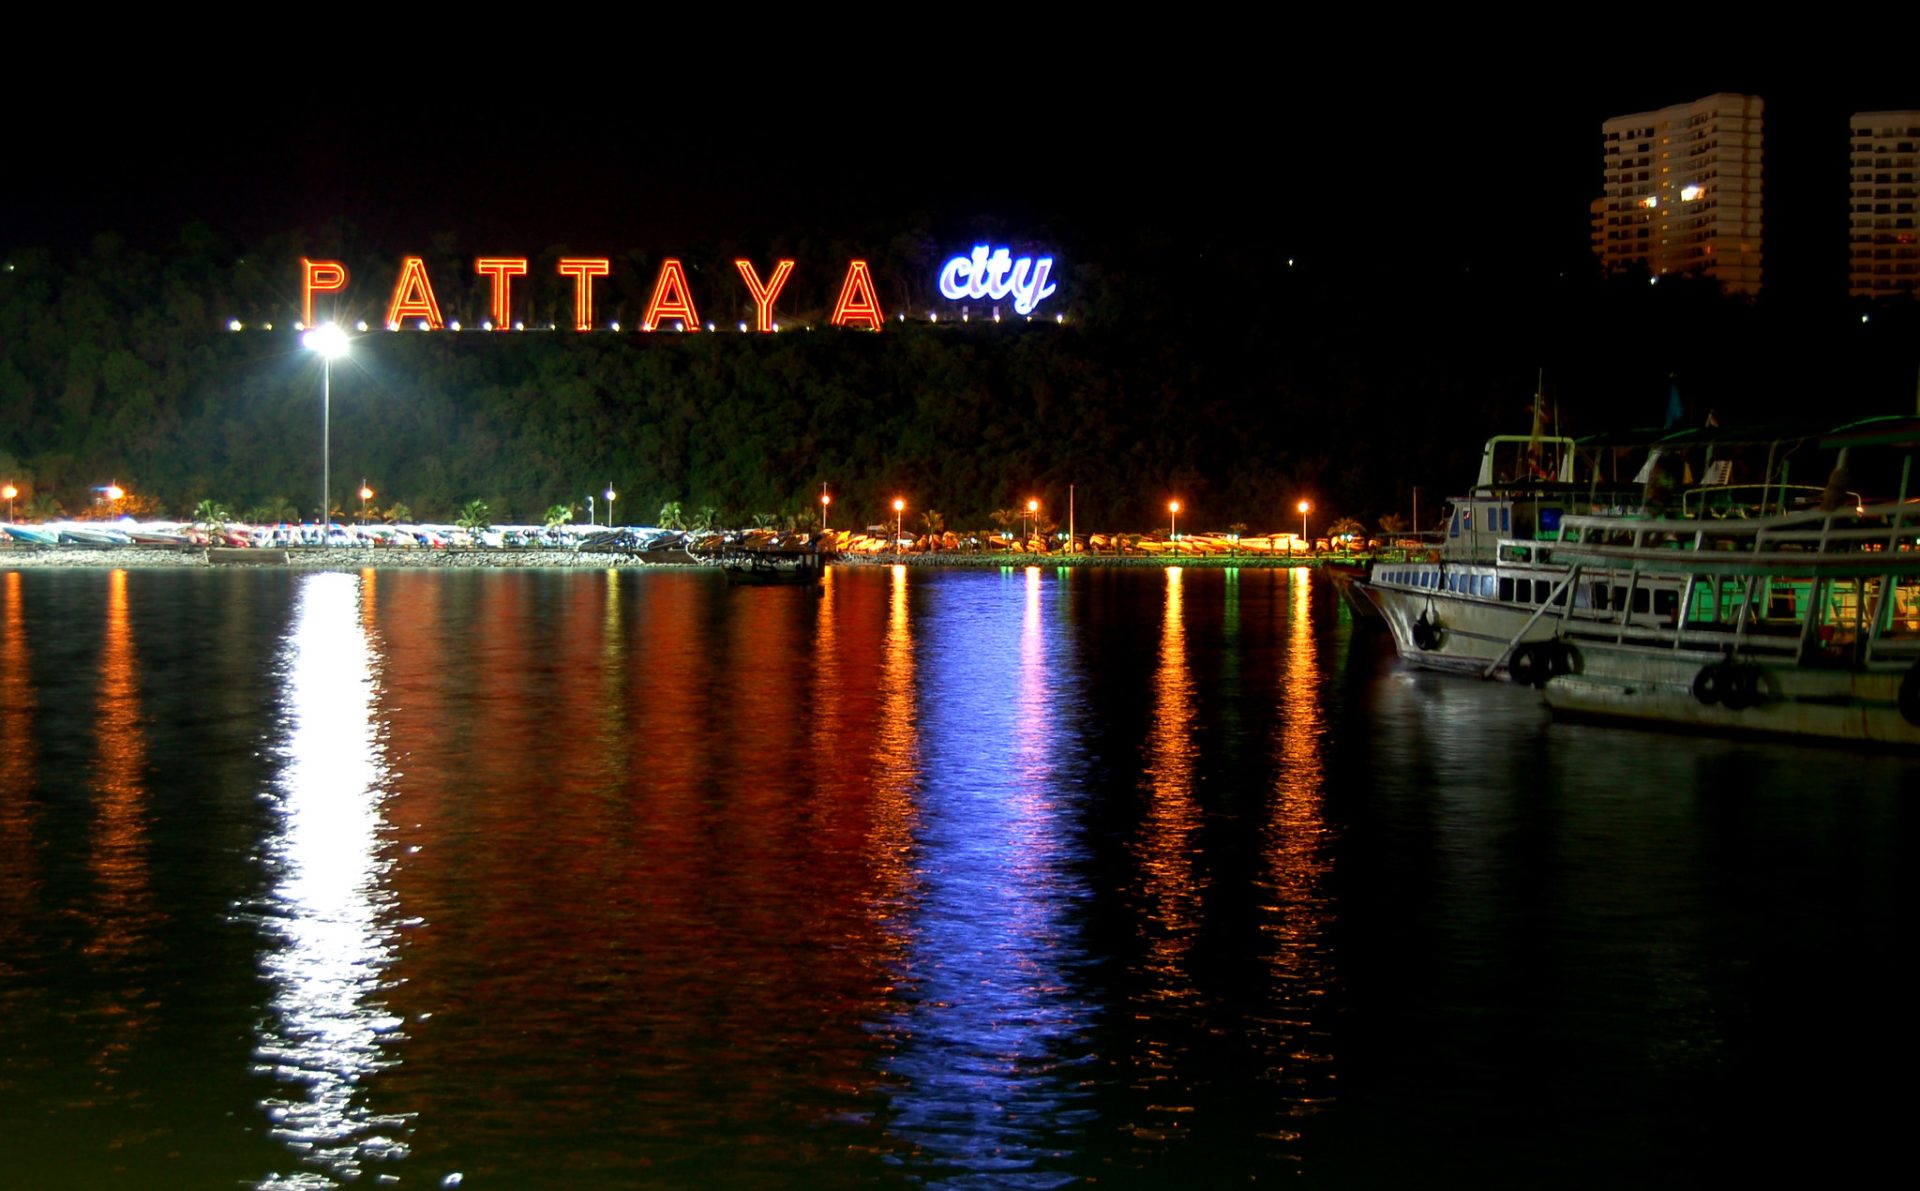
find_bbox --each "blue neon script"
[937,246,1058,315]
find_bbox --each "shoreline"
[2,545,1341,572]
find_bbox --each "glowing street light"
[605,484,617,527]
[1,483,14,523]
[104,481,125,502]
[1024,497,1039,543]
[1298,499,1312,552]
[1169,499,1181,540]
[359,481,374,525]
[301,322,350,526]
[893,497,905,555]
[821,484,832,532]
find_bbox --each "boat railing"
[1551,497,1920,572]
[1681,483,1860,519]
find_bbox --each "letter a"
[734,259,794,333]
[302,258,348,328]
[386,257,444,330]
[643,259,700,331]
[830,260,884,330]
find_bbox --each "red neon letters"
[386,257,445,330]
[315,253,975,334]
[829,260,885,330]
[557,259,611,332]
[475,258,528,330]
[301,258,348,328]
[734,259,795,333]
[643,259,700,332]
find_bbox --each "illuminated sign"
[642,258,700,332]
[558,258,611,332]
[301,258,348,328]
[474,257,527,330]
[298,245,1061,333]
[829,260,884,330]
[938,245,1057,315]
[734,258,794,334]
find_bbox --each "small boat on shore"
[3,525,60,547]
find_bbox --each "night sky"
[4,51,1910,297]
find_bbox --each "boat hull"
[1363,583,1569,679]
[1543,662,1920,747]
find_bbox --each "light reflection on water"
[1256,568,1338,1140]
[879,566,1095,1187]
[252,571,409,1187]
[0,565,1912,1187]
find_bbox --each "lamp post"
[302,322,349,527]
[820,484,831,532]
[586,494,594,525]
[605,484,617,527]
[359,481,373,525]
[2,484,14,523]
[893,498,905,556]
[1298,499,1311,553]
[1169,499,1180,540]
[1025,498,1038,545]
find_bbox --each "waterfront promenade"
[0,544,1342,571]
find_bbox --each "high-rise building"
[1849,111,1920,300]
[1591,93,1764,294]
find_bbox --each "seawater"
[0,565,1913,1189]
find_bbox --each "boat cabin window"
[1653,589,1678,619]
[1611,585,1651,615]
[1448,510,1460,538]
[1539,507,1563,534]
[1499,577,1514,602]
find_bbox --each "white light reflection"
[253,572,409,1186]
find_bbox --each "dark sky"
[5,48,1908,293]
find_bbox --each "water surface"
[0,565,1912,1187]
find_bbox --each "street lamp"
[893,497,905,555]
[302,322,349,527]
[820,485,831,532]
[1,484,14,523]
[359,481,374,524]
[1298,499,1311,552]
[605,484,617,527]
[1025,497,1038,544]
[1169,499,1180,540]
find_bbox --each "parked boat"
[2,525,60,547]
[1358,431,1674,679]
[1531,416,1920,746]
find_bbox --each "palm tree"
[383,502,413,525]
[456,500,491,533]
[692,506,719,532]
[544,502,578,528]
[657,501,686,530]
[193,499,232,528]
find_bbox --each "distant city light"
[449,320,461,332]
[228,319,243,331]
[1680,184,1703,202]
